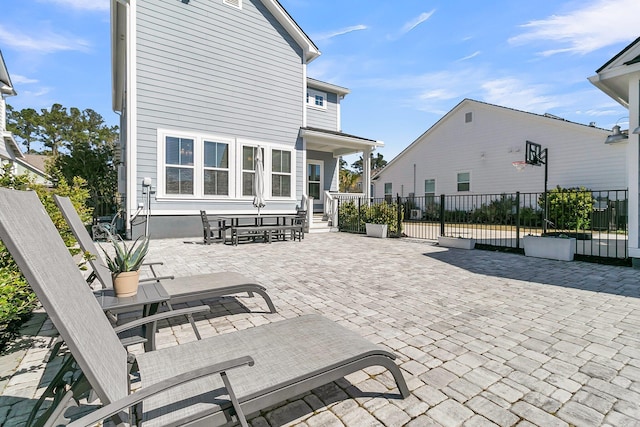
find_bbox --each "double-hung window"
[203,140,229,195]
[457,172,470,192]
[241,146,262,197]
[384,182,392,202]
[424,179,436,207]
[271,149,291,197]
[165,136,194,195]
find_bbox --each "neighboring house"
[111,0,382,238]
[0,51,50,186]
[589,37,640,264]
[372,99,626,201]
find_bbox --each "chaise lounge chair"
[54,195,276,313]
[0,188,409,426]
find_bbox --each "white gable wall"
[374,101,626,198]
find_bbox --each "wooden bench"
[230,225,278,246]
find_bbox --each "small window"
[223,0,242,9]
[465,112,473,123]
[425,179,436,209]
[272,149,292,197]
[457,172,470,192]
[307,88,327,110]
[384,182,392,202]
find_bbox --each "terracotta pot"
[112,271,140,297]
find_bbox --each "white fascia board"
[301,128,383,149]
[260,0,320,63]
[2,132,24,159]
[307,78,350,96]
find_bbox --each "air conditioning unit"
[410,209,421,220]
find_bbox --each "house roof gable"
[374,99,609,180]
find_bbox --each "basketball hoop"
[512,161,526,172]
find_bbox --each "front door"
[307,161,323,212]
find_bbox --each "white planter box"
[438,236,476,250]
[365,223,388,238]
[523,236,576,261]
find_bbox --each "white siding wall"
[375,101,626,198]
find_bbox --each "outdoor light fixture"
[604,117,629,144]
[181,0,190,4]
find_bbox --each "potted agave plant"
[102,232,150,297]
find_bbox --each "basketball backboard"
[525,140,546,165]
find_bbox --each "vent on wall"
[465,112,473,123]
[223,0,242,8]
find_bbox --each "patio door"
[307,161,323,212]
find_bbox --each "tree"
[351,152,387,174]
[7,104,119,217]
[6,106,40,153]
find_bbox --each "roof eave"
[261,0,320,63]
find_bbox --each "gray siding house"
[111,0,381,238]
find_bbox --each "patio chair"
[54,195,276,313]
[0,188,409,426]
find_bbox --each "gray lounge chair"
[54,195,276,313]
[0,188,409,426]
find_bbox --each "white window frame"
[307,88,327,110]
[457,171,471,192]
[271,148,293,198]
[236,139,296,201]
[203,139,232,197]
[157,129,235,200]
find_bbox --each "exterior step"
[308,213,336,233]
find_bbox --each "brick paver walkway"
[1,232,639,426]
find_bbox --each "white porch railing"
[324,191,366,227]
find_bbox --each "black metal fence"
[338,189,628,261]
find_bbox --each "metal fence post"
[515,191,521,249]
[397,194,402,237]
[357,197,362,233]
[440,194,446,237]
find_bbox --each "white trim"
[302,62,307,128]
[627,77,639,253]
[126,0,137,233]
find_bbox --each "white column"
[628,76,640,259]
[0,97,6,131]
[363,147,372,199]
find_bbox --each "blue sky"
[1,0,639,161]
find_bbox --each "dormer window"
[307,88,327,110]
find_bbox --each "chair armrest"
[67,356,255,427]
[112,306,210,334]
[143,261,164,266]
[139,275,175,283]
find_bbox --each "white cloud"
[0,25,90,53]
[481,78,560,113]
[457,51,481,62]
[401,11,435,35]
[38,0,109,11]
[509,0,640,55]
[313,25,367,41]
[11,74,39,84]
